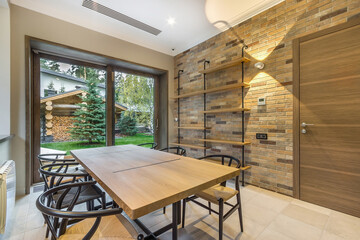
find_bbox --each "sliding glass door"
[32,54,160,183]
[113,71,155,147]
[39,58,107,154]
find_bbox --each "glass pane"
[114,72,155,148]
[39,58,107,155]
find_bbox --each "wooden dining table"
[71,144,240,239]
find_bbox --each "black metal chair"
[137,142,158,149]
[38,153,77,167]
[159,146,186,156]
[160,146,186,214]
[182,155,243,240]
[39,163,105,210]
[37,181,144,240]
[39,163,107,238]
[38,154,88,191]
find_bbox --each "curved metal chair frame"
[159,146,186,156]
[182,155,243,240]
[39,162,90,190]
[39,163,105,213]
[137,142,158,149]
[37,181,144,240]
[38,153,76,167]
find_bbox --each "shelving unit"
[198,139,251,145]
[175,126,211,130]
[201,107,250,114]
[169,143,210,150]
[172,82,250,99]
[199,57,250,74]
[175,70,207,150]
[174,45,251,186]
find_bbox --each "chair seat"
[59,214,138,240]
[52,185,101,209]
[46,166,87,185]
[195,184,238,204]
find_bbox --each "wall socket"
[258,97,266,106]
[256,133,268,139]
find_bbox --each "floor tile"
[267,214,323,240]
[256,228,294,240]
[291,199,332,216]
[320,231,346,240]
[281,204,329,229]
[243,202,279,226]
[325,211,360,240]
[249,193,290,213]
[24,227,47,240]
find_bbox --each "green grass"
[41,133,154,155]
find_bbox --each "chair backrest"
[198,154,241,168]
[39,162,89,190]
[159,146,186,156]
[36,181,141,239]
[38,153,76,167]
[137,142,158,149]
[198,155,241,187]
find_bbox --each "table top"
[71,145,240,219]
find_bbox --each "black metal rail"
[203,61,210,156]
[241,44,248,186]
[177,70,183,144]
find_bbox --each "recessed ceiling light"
[167,17,176,26]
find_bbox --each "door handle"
[301,122,315,127]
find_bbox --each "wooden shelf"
[240,166,252,171]
[198,139,251,146]
[172,82,250,99]
[199,57,251,74]
[175,126,211,130]
[201,107,250,114]
[170,143,210,150]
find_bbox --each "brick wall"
[173,0,360,196]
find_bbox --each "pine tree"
[117,113,138,136]
[69,77,105,143]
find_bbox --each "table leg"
[135,201,181,239]
[172,201,180,240]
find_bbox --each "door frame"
[26,36,168,190]
[292,18,360,199]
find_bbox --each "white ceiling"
[10,0,284,56]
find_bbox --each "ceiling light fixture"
[167,17,176,26]
[254,62,265,70]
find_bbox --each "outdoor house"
[1,0,360,240]
[40,68,106,97]
[40,88,127,142]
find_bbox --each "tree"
[68,77,105,143]
[115,73,154,132]
[40,59,61,72]
[117,113,138,136]
[67,65,106,83]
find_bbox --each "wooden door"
[296,20,360,217]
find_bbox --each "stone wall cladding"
[173,0,360,196]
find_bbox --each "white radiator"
[0,160,16,235]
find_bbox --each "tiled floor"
[2,184,360,240]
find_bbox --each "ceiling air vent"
[82,0,162,36]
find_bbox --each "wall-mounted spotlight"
[254,62,265,70]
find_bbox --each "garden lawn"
[41,133,154,155]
